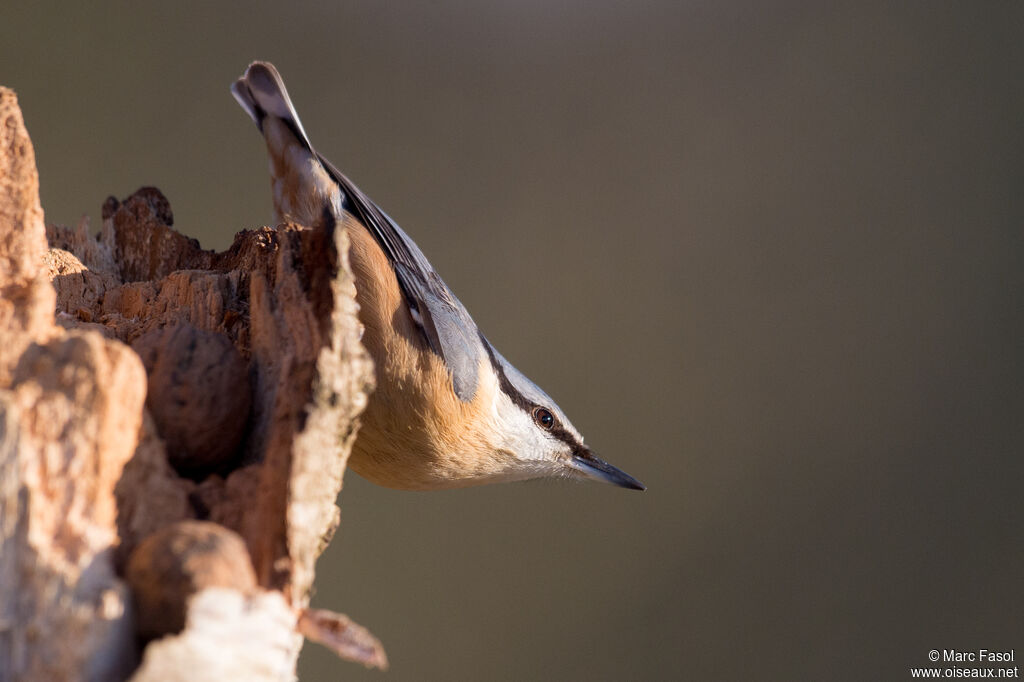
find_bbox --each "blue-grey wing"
[317,154,483,401]
[394,264,481,401]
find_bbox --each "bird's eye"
[533,407,555,430]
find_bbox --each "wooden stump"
[0,86,387,681]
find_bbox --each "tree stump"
[0,86,387,680]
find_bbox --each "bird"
[231,61,644,492]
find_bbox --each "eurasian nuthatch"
[232,61,644,492]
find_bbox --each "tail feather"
[231,61,313,149]
[232,61,341,225]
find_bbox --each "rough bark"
[0,86,386,681]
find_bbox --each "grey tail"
[231,61,313,150]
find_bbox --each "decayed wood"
[0,85,385,681]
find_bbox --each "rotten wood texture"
[0,86,386,681]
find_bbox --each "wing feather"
[317,154,483,402]
[233,61,484,401]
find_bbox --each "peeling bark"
[0,85,383,681]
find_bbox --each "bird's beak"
[569,450,646,491]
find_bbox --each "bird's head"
[483,344,646,491]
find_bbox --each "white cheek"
[491,393,556,463]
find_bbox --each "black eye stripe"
[477,330,585,453]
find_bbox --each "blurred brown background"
[3,1,1022,680]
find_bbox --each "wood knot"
[132,322,251,475]
[125,520,257,640]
